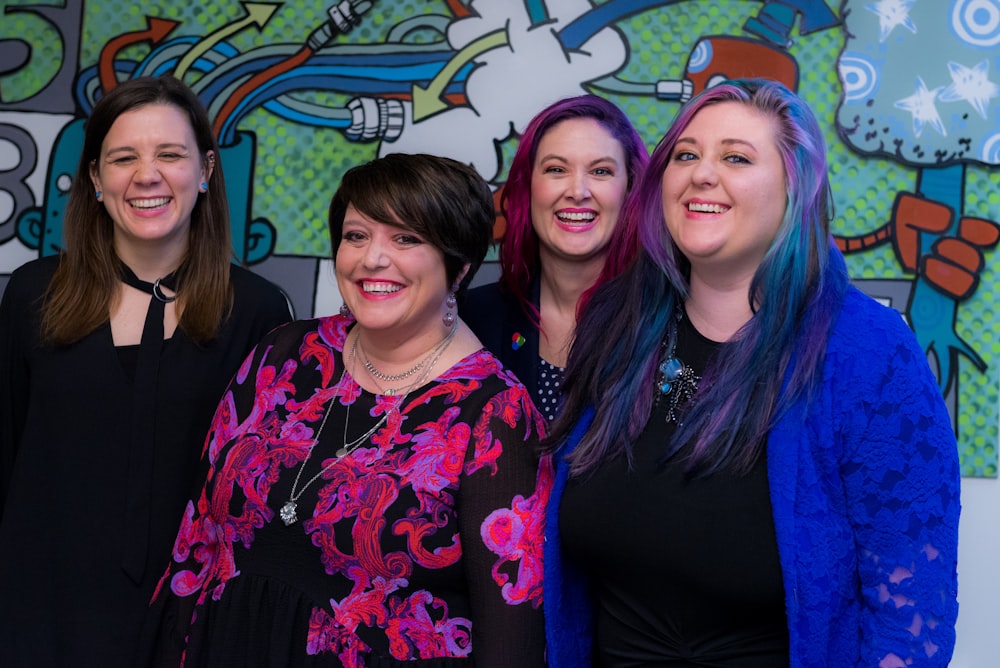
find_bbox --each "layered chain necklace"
[279,324,458,526]
[656,309,700,424]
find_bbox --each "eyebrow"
[675,136,758,152]
[537,153,622,167]
[104,143,191,156]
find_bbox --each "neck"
[537,251,605,318]
[116,240,187,283]
[354,323,453,372]
[685,268,755,342]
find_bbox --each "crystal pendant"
[660,357,684,378]
[659,357,684,395]
[280,500,298,525]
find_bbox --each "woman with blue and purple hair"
[462,94,648,420]
[543,79,959,667]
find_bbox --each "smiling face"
[335,204,453,343]
[89,103,212,266]
[661,101,787,284]
[529,117,629,267]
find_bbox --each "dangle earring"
[339,303,352,317]
[443,289,457,327]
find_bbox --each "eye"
[593,166,614,177]
[158,152,184,161]
[724,153,752,165]
[394,233,424,246]
[342,230,366,243]
[110,156,136,165]
[671,150,697,162]
[542,165,566,174]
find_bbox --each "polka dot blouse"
[537,356,564,421]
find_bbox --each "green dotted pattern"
[3,0,997,475]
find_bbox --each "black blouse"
[560,313,789,667]
[0,255,291,667]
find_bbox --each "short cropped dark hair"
[328,153,494,293]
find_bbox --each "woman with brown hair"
[0,75,291,665]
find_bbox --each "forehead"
[343,202,411,231]
[535,117,625,160]
[102,103,195,145]
[682,101,779,143]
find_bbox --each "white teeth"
[688,202,729,213]
[362,281,401,294]
[557,211,596,223]
[130,197,170,209]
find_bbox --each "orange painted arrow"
[99,17,179,93]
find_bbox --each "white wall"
[952,475,1000,667]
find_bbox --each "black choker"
[119,262,177,302]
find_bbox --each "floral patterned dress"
[138,315,550,667]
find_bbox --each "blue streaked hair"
[547,78,849,477]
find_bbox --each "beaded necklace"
[656,309,701,424]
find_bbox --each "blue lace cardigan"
[544,286,960,667]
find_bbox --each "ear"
[203,150,216,184]
[89,159,101,192]
[454,263,471,289]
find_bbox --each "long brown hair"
[42,75,233,345]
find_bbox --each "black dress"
[0,255,291,667]
[136,316,549,667]
[560,313,788,666]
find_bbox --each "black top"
[560,314,789,667]
[461,280,542,406]
[0,255,292,667]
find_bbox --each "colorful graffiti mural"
[0,0,997,475]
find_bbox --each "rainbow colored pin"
[511,332,526,350]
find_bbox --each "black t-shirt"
[560,314,789,667]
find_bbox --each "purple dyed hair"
[549,79,848,477]
[497,94,648,328]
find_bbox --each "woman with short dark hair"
[139,153,548,667]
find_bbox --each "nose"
[133,158,163,184]
[568,172,591,201]
[691,158,718,186]
[362,236,389,269]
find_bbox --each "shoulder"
[827,286,917,361]
[455,348,540,410]
[3,256,60,307]
[228,264,287,300]
[462,282,508,323]
[8,255,59,288]
[227,264,293,319]
[257,315,347,355]
[821,288,947,438]
[462,281,534,344]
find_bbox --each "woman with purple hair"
[543,79,959,666]
[462,94,648,421]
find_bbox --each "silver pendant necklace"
[279,324,458,526]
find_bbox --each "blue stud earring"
[200,182,208,192]
[95,190,102,200]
